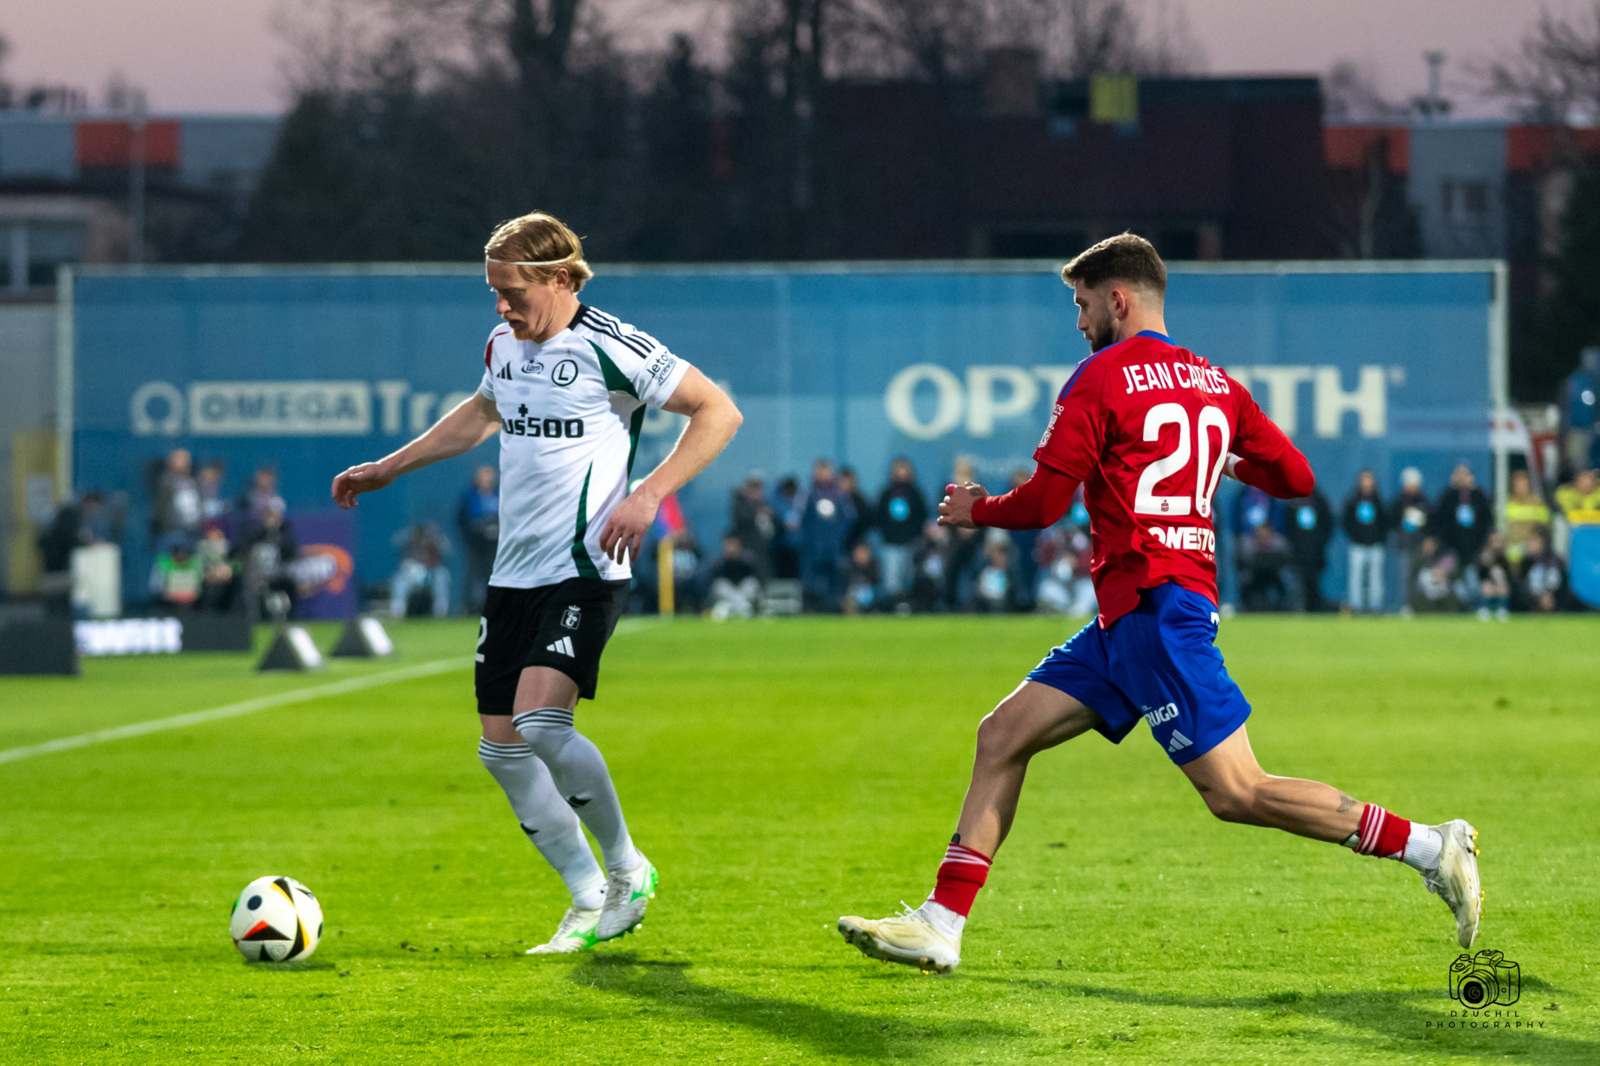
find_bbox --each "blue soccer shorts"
[1025,582,1251,765]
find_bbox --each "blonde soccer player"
[333,212,742,952]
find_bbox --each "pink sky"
[0,0,1586,116]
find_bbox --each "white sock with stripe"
[512,708,641,872]
[477,739,606,909]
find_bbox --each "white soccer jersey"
[477,304,691,588]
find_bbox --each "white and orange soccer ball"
[229,876,323,962]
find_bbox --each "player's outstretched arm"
[941,463,1079,531]
[1224,451,1314,498]
[599,367,742,562]
[331,392,500,509]
[1223,383,1315,499]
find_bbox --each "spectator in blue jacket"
[799,458,856,611]
[1560,346,1598,474]
[772,476,803,580]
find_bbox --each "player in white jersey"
[332,212,742,952]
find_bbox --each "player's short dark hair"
[1061,233,1167,298]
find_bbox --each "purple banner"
[289,511,357,620]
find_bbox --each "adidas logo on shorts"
[545,636,576,657]
[1166,729,1193,753]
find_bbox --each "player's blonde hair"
[484,212,594,293]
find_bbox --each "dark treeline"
[232,0,1600,401]
[236,0,1200,263]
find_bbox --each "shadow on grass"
[244,958,337,972]
[968,975,1592,1065]
[568,953,1020,1059]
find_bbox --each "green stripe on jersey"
[589,340,639,398]
[626,406,645,478]
[571,463,599,579]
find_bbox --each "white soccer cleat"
[526,905,603,954]
[1423,819,1482,949]
[838,905,961,975]
[596,854,657,941]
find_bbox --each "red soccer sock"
[1353,804,1411,860]
[928,843,992,917]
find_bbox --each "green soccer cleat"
[526,905,604,954]
[1423,819,1482,949]
[596,855,657,941]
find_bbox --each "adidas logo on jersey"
[546,636,576,657]
[496,364,512,380]
[1166,729,1193,753]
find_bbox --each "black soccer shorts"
[475,578,630,712]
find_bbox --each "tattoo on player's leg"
[1337,792,1361,813]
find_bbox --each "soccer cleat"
[595,854,657,941]
[526,905,603,954]
[838,905,961,975]
[1422,819,1482,949]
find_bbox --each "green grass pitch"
[1,614,1595,1064]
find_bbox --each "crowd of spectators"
[655,455,1599,620]
[33,443,1598,621]
[1233,461,1597,618]
[142,449,301,618]
[34,448,503,620]
[647,456,1099,619]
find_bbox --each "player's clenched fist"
[331,461,395,509]
[938,482,987,529]
[599,488,661,564]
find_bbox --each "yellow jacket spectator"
[1503,470,1551,565]
[1555,469,1600,526]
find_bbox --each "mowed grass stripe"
[2,616,1594,1064]
[0,618,655,763]
[0,657,472,766]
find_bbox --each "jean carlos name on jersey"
[478,305,691,588]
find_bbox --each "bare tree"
[1324,60,1409,123]
[1001,0,1204,78]
[510,0,582,86]
[272,0,585,92]
[830,0,985,80]
[1482,3,1600,123]
[825,0,1203,81]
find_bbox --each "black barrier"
[0,618,79,676]
[177,614,253,652]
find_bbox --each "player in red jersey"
[838,234,1482,974]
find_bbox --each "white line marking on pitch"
[0,657,472,766]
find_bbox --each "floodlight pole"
[1490,260,1510,532]
[128,93,146,265]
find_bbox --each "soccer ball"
[229,876,323,962]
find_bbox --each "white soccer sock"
[477,739,606,909]
[512,708,641,872]
[919,900,965,938]
[1401,822,1444,872]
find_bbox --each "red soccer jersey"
[1033,330,1304,626]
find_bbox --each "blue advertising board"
[71,261,1503,611]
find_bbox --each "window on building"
[28,222,85,285]
[1441,179,1490,225]
[0,221,87,291]
[990,229,1088,258]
